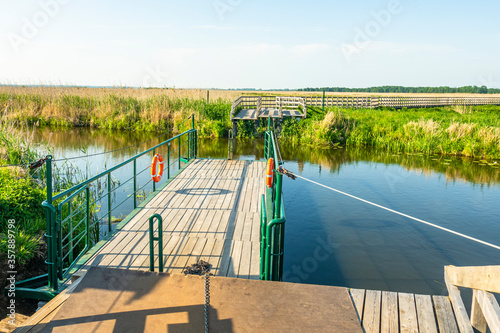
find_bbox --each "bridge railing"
[444,265,500,333]
[15,118,198,300]
[230,96,260,120]
[261,119,286,281]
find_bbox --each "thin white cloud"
[291,43,330,55]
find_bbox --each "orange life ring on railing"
[266,158,274,188]
[151,154,164,183]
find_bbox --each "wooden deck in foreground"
[350,289,460,333]
[14,157,465,333]
[77,158,265,279]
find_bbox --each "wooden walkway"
[233,108,303,120]
[75,159,265,280]
[350,289,460,333]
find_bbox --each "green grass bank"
[2,90,500,160]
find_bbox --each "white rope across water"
[291,173,500,251]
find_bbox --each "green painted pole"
[194,130,198,158]
[133,159,137,209]
[149,214,164,272]
[167,143,170,179]
[274,173,283,281]
[57,210,63,280]
[187,132,190,160]
[207,90,209,103]
[86,186,90,247]
[152,149,156,192]
[44,156,58,291]
[178,136,181,169]
[68,201,73,263]
[107,172,112,232]
[191,114,195,160]
[274,173,283,220]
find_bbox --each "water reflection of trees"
[280,141,500,186]
[34,127,180,160]
[33,128,500,186]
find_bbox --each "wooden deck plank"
[167,236,198,273]
[232,211,245,241]
[216,210,231,239]
[238,241,252,279]
[363,290,381,333]
[241,211,253,241]
[399,292,418,333]
[350,289,365,323]
[217,239,233,276]
[199,238,216,263]
[433,296,459,333]
[381,291,398,333]
[179,237,208,273]
[251,212,260,242]
[199,209,217,238]
[415,294,438,333]
[249,240,261,280]
[227,240,243,278]
[208,238,225,275]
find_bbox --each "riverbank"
[2,87,500,160]
[280,105,500,160]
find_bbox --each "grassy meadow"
[1,86,500,160]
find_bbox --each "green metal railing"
[260,118,286,281]
[149,214,164,272]
[16,117,197,300]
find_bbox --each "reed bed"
[2,86,500,160]
[281,106,500,160]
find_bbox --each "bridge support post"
[232,120,238,138]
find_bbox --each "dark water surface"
[34,127,500,295]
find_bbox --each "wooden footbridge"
[230,95,500,121]
[13,118,500,332]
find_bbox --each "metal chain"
[204,273,210,333]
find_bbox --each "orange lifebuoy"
[151,154,164,183]
[266,158,274,188]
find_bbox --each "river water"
[34,127,500,295]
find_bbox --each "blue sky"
[1,0,499,89]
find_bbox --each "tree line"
[299,86,500,94]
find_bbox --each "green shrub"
[0,230,42,265]
[0,168,45,233]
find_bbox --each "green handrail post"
[187,132,190,160]
[207,90,210,103]
[190,114,195,160]
[43,155,58,292]
[167,142,171,179]
[133,159,137,209]
[68,201,73,263]
[194,129,198,158]
[86,186,90,248]
[107,172,112,232]
[149,214,164,272]
[152,149,156,192]
[56,210,63,280]
[178,136,181,169]
[274,173,283,219]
